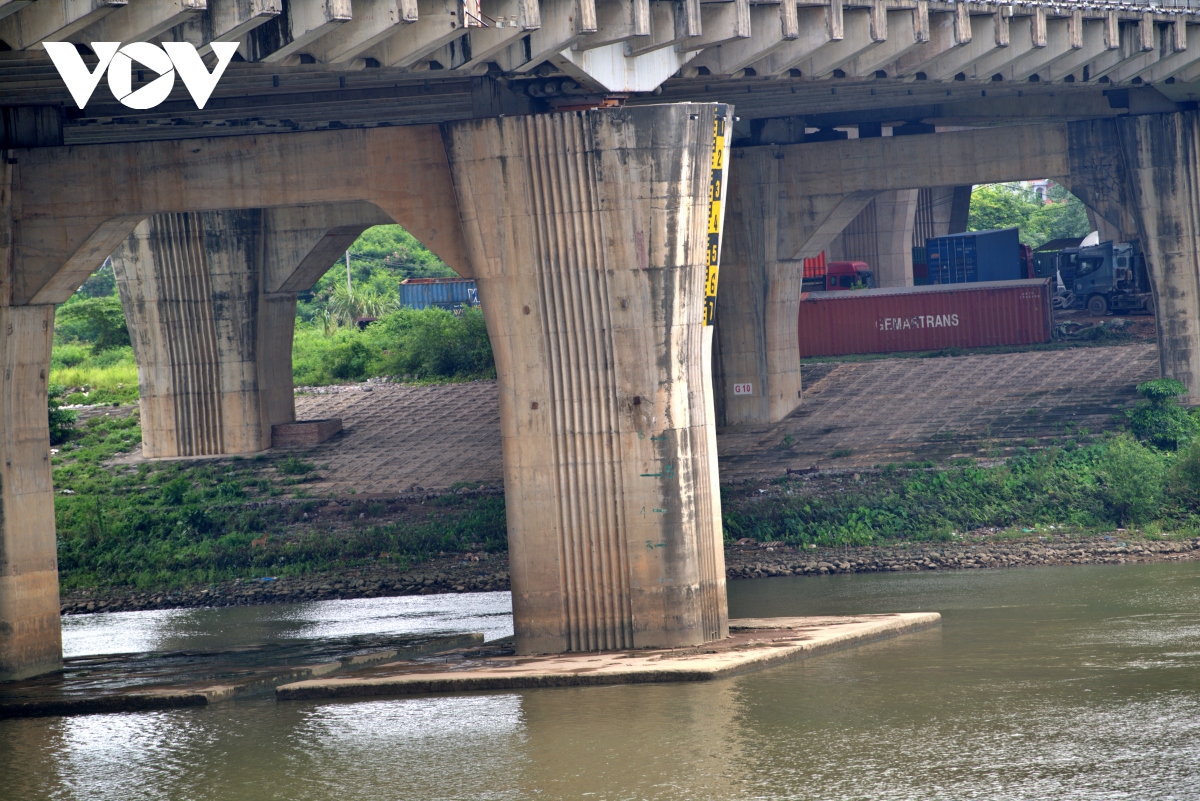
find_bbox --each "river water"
[4,561,1200,800]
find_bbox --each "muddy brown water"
[4,561,1200,800]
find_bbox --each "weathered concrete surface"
[443,104,729,655]
[0,633,482,718]
[873,189,921,288]
[9,125,470,306]
[1065,111,1200,402]
[112,210,298,457]
[275,613,941,699]
[0,305,61,682]
[714,150,806,428]
[1116,111,1200,404]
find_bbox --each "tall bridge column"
[0,305,61,681]
[713,151,807,427]
[1116,111,1200,403]
[443,104,729,654]
[112,210,297,457]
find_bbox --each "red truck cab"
[825,261,874,290]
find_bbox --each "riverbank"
[59,533,1200,615]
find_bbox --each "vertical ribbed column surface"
[151,213,224,456]
[113,209,284,458]
[523,113,632,652]
[445,103,730,655]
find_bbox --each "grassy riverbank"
[52,409,1200,596]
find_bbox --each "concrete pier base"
[275,614,942,699]
[443,104,730,654]
[111,211,298,457]
[0,306,62,682]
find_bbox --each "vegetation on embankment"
[53,414,506,592]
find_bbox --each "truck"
[1030,240,1153,315]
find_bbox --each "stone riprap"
[59,536,1200,616]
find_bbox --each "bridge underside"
[6,0,1200,682]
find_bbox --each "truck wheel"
[1087,295,1109,316]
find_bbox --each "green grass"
[52,414,506,591]
[50,344,139,404]
[721,435,1200,549]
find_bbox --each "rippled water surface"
[4,562,1200,800]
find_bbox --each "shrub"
[1096,433,1164,525]
[48,385,76,445]
[1167,439,1200,508]
[55,296,131,353]
[1127,378,1200,450]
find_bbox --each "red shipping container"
[802,252,826,279]
[798,278,1053,358]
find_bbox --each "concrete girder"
[1044,18,1113,83]
[751,6,846,75]
[688,4,812,76]
[1084,18,1157,82]
[0,0,32,23]
[958,13,1041,82]
[920,12,1007,80]
[6,125,469,305]
[1130,23,1200,84]
[625,0,698,58]
[572,0,650,51]
[307,0,420,64]
[1000,17,1083,82]
[0,304,61,682]
[794,9,883,78]
[249,0,350,63]
[364,0,467,68]
[885,9,967,78]
[72,0,207,45]
[843,9,921,78]
[437,0,539,73]
[685,0,750,50]
[444,104,729,655]
[164,0,281,56]
[496,0,595,71]
[0,0,127,50]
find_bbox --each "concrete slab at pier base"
[275,613,940,700]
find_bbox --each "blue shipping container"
[399,278,479,311]
[925,228,1021,285]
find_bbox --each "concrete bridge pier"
[111,210,291,457]
[1114,112,1200,404]
[0,305,61,681]
[443,104,731,654]
[111,204,390,457]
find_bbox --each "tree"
[967,182,1092,248]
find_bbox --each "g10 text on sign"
[45,42,240,110]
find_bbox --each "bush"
[1096,434,1164,525]
[48,385,76,446]
[1167,439,1200,507]
[1127,378,1200,450]
[55,296,130,353]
